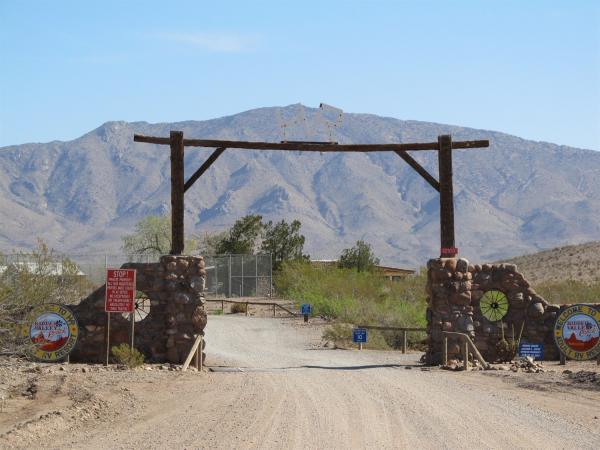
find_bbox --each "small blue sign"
[353,328,368,343]
[518,342,544,360]
[301,304,312,315]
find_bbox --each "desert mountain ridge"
[1,104,599,268]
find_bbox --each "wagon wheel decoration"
[122,292,151,322]
[480,290,509,322]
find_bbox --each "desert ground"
[1,314,599,449]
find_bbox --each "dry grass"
[498,241,600,286]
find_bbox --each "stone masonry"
[70,255,207,364]
[425,257,560,365]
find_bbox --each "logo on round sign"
[554,304,600,361]
[22,304,79,362]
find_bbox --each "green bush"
[111,343,145,368]
[534,279,600,305]
[275,260,427,349]
[230,302,247,314]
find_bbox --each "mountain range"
[1,104,599,268]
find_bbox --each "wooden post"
[442,336,448,366]
[402,330,407,354]
[221,299,224,312]
[130,311,135,350]
[182,334,204,372]
[170,131,185,255]
[438,135,455,256]
[245,302,249,316]
[463,339,469,370]
[560,353,566,365]
[105,312,111,366]
[273,303,276,317]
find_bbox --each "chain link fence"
[0,252,272,302]
[203,254,273,298]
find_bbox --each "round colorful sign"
[554,304,600,361]
[22,304,79,361]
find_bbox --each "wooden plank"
[170,131,185,255]
[394,150,440,191]
[184,147,226,193]
[182,334,203,372]
[442,331,490,369]
[438,135,455,254]
[133,134,489,153]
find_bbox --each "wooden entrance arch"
[133,132,489,257]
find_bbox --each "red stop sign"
[105,269,136,313]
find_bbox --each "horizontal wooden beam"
[394,151,440,192]
[184,147,226,193]
[134,134,170,145]
[134,134,489,152]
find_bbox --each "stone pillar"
[425,257,560,365]
[71,255,207,364]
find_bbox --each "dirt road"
[3,315,600,449]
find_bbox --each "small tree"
[261,219,309,271]
[196,231,228,256]
[338,240,380,272]
[122,215,197,256]
[215,215,264,255]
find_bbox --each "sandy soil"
[1,314,599,449]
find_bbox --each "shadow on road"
[208,363,423,372]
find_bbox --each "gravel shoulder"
[1,314,599,449]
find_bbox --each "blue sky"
[1,0,599,149]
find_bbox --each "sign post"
[301,304,312,323]
[353,328,368,350]
[105,269,137,365]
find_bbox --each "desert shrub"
[534,279,600,305]
[276,260,427,349]
[230,302,247,314]
[111,344,145,368]
[0,241,95,355]
[322,323,391,350]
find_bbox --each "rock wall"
[71,255,207,364]
[425,258,560,365]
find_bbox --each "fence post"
[402,330,407,354]
[215,257,219,297]
[228,255,232,298]
[269,253,273,298]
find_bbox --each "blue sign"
[301,304,312,315]
[518,342,544,360]
[353,328,368,343]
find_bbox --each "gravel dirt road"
[2,315,600,449]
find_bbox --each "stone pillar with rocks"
[71,255,207,364]
[425,257,560,365]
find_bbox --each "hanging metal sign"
[554,304,600,361]
[22,303,79,361]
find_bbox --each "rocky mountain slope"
[498,241,600,285]
[1,104,599,267]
